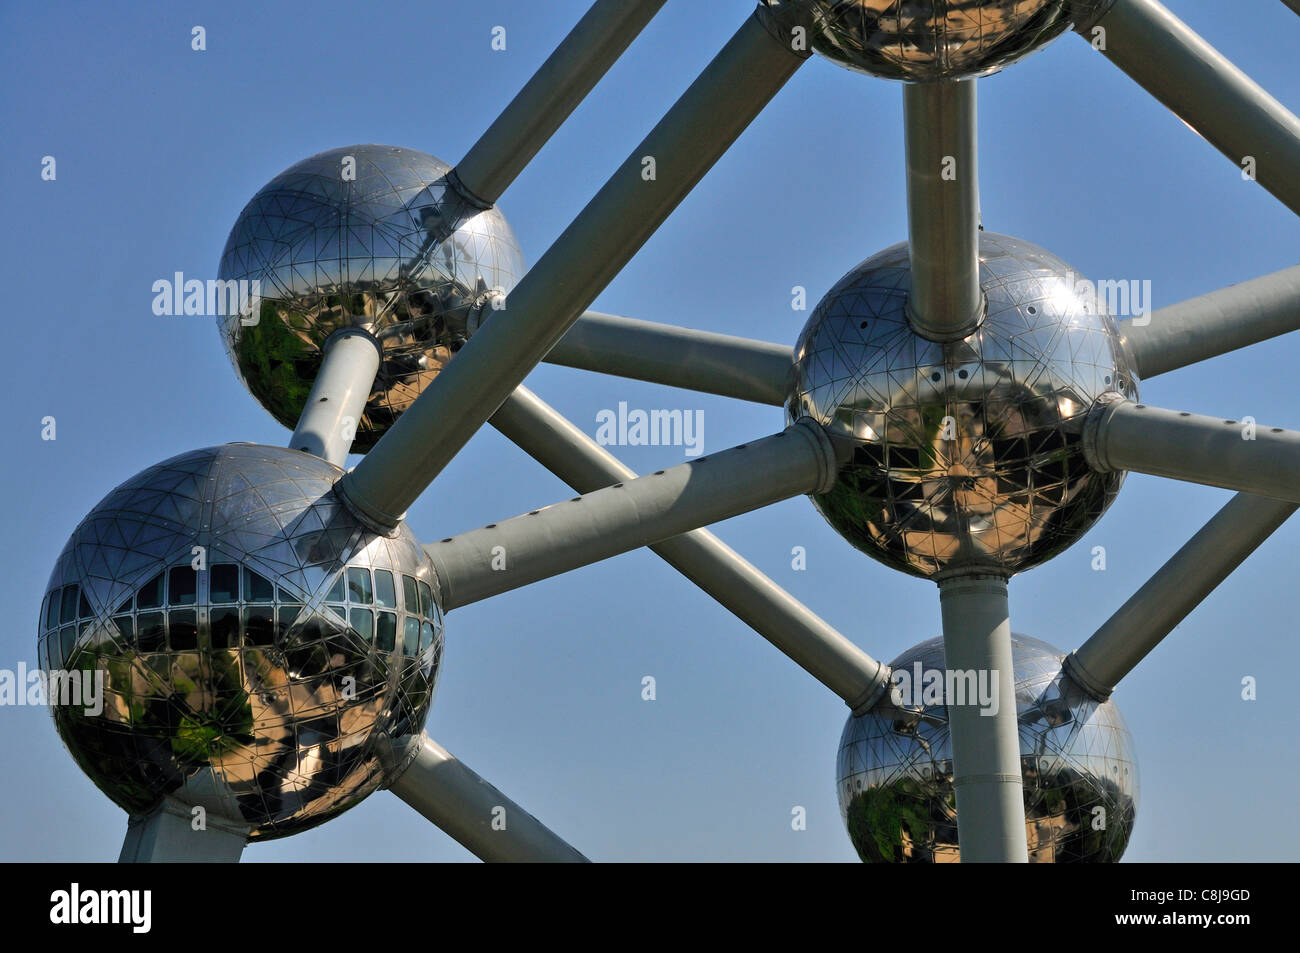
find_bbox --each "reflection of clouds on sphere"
[217,144,525,451]
[761,0,1114,81]
[787,233,1137,579]
[39,443,444,840]
[838,634,1139,862]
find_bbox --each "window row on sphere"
[39,564,438,668]
[41,564,437,628]
[39,606,438,672]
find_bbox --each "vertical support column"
[904,79,983,341]
[937,574,1028,863]
[289,329,381,467]
[118,797,248,863]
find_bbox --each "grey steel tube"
[1083,0,1300,217]
[338,13,809,530]
[289,330,381,466]
[491,386,890,710]
[1085,396,1300,503]
[452,0,667,206]
[389,735,588,862]
[427,420,838,610]
[1066,492,1296,700]
[903,79,983,342]
[1120,264,1300,379]
[938,574,1029,863]
[545,311,793,405]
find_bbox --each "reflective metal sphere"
[838,634,1138,862]
[217,145,525,451]
[787,233,1137,579]
[761,0,1113,80]
[38,443,444,840]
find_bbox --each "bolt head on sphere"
[839,634,1138,862]
[217,145,525,452]
[38,443,444,840]
[787,233,1137,579]
[760,0,1115,81]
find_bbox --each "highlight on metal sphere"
[39,443,444,839]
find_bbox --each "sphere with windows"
[38,443,443,839]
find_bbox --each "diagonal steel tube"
[426,420,838,610]
[938,574,1028,863]
[1283,0,1300,18]
[544,311,793,405]
[1119,264,1300,379]
[388,735,588,862]
[451,0,668,206]
[903,78,984,342]
[1065,492,1297,700]
[490,385,890,710]
[288,330,382,466]
[337,12,809,531]
[298,2,664,464]
[1084,395,1300,502]
[1080,0,1300,217]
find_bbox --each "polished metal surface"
[337,14,809,532]
[787,232,1138,579]
[838,634,1139,863]
[217,145,525,452]
[760,0,1114,80]
[39,443,444,840]
[30,0,1291,866]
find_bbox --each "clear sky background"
[2,0,1298,862]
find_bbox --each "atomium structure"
[838,634,1137,862]
[39,0,1300,862]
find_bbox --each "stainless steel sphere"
[38,443,444,840]
[760,0,1114,80]
[838,634,1138,862]
[787,232,1137,579]
[217,144,525,451]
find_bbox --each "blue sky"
[2,0,1298,862]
